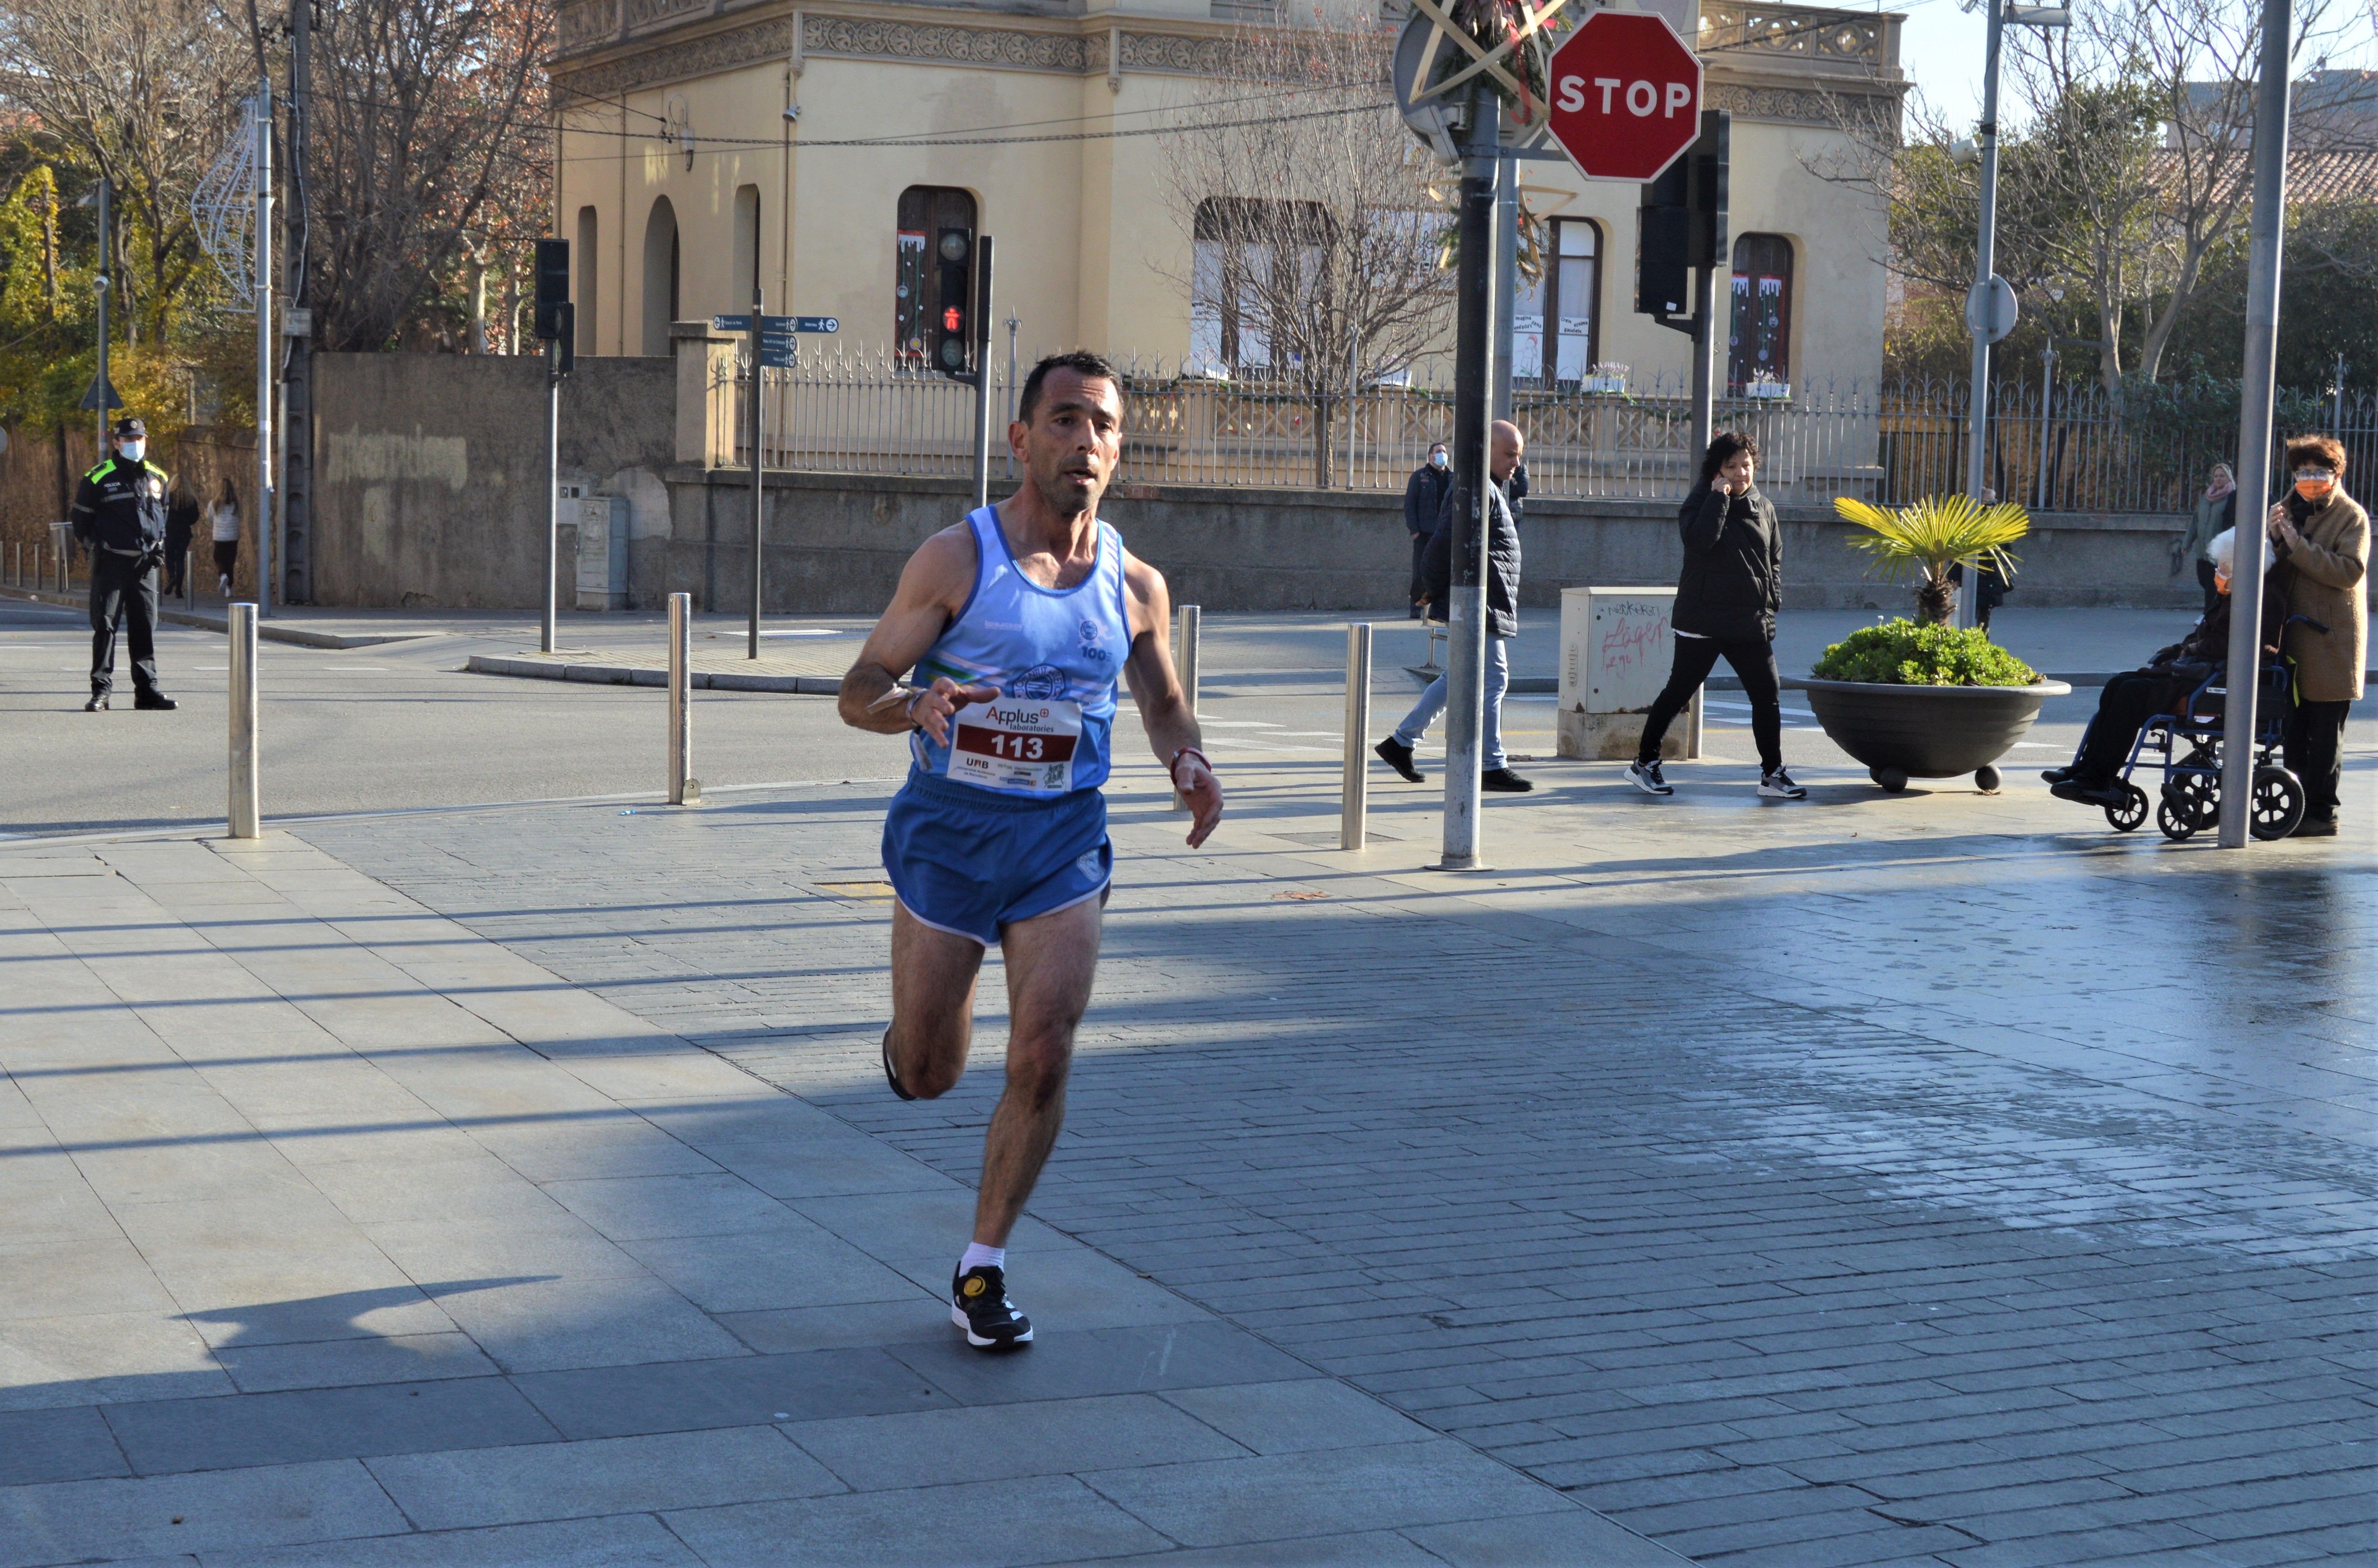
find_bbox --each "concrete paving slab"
[537,1173,816,1241]
[364,1424,844,1531]
[1048,1532,1448,1567]
[789,1392,1252,1492]
[0,1458,409,1568]
[614,1225,924,1314]
[511,1344,951,1439]
[0,1311,227,1412]
[1159,1379,1437,1455]
[100,1376,562,1476]
[663,1473,1172,1567]
[0,1405,132,1486]
[885,1322,1317,1409]
[0,1239,178,1323]
[211,1331,500,1394]
[1077,1439,1573,1548]
[418,1274,750,1376]
[207,1514,707,1568]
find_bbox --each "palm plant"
[1831,494,2029,625]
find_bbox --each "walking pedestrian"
[209,477,241,597]
[838,351,1223,1352]
[2265,435,2367,839]
[2179,463,2237,618]
[1627,430,1802,800]
[1403,442,1451,619]
[70,416,177,712]
[1372,419,1532,793]
[164,477,199,601]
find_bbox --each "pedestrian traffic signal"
[534,238,571,341]
[1634,110,1728,326]
[934,230,973,378]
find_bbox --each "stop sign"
[1546,12,1703,183]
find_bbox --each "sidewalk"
[0,830,1678,1567]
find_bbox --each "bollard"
[1341,622,1371,850]
[1686,686,1703,760]
[227,602,259,839]
[667,592,699,804]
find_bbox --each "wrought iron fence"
[734,345,2378,515]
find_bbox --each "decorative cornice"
[804,14,1094,72]
[1116,31,1233,76]
[1705,80,1897,129]
[1698,1,1889,65]
[558,16,793,98]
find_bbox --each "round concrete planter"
[1783,676,2072,791]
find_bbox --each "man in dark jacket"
[1402,443,1451,619]
[1373,420,1531,792]
[71,416,178,712]
[2046,531,2288,804]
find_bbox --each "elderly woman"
[2046,527,2286,805]
[2267,435,2369,838]
[2178,463,2237,617]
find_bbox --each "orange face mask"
[2294,469,2336,501]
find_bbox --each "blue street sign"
[793,316,839,334]
[716,313,837,335]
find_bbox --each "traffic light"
[534,238,571,341]
[1634,111,1729,327]
[932,229,973,378]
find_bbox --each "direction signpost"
[711,311,839,654]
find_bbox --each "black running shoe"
[882,1028,916,1101]
[1627,758,1672,796]
[951,1265,1032,1351]
[1374,736,1424,783]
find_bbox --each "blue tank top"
[909,506,1131,797]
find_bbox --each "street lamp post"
[1961,2,2070,629]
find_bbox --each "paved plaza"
[1,595,2372,1565]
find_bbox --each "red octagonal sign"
[1546,12,1703,183]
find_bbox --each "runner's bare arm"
[1120,551,1223,848]
[839,527,998,743]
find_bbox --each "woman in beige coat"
[2265,434,2368,837]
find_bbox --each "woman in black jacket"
[1628,431,1804,799]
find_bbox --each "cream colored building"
[549,0,1903,392]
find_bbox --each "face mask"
[2293,469,2335,501]
[118,440,145,463]
[1429,452,1448,469]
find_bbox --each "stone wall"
[646,468,2209,616]
[310,353,676,608]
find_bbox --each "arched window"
[574,206,598,357]
[1514,219,1601,385]
[641,196,679,357]
[732,185,761,310]
[897,186,976,364]
[1728,234,1794,392]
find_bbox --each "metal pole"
[972,236,995,510]
[2334,352,2347,430]
[282,0,311,603]
[1436,91,1498,872]
[2218,0,2292,850]
[1959,1,2007,631]
[668,591,695,804]
[1341,621,1371,850]
[93,178,109,463]
[749,287,764,659]
[1173,602,1200,813]
[1345,327,1360,490]
[1493,148,1516,423]
[227,601,259,839]
[253,86,274,619]
[1005,312,1020,479]
[1689,253,1717,467]
[542,337,559,653]
[2035,343,2055,511]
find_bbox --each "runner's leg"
[887,901,985,1098]
[972,894,1102,1247]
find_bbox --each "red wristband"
[1169,747,1211,788]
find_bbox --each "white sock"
[959,1243,1005,1275]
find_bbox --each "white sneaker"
[1627,759,1673,796]
[218,574,231,596]
[1758,769,1808,800]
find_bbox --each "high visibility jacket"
[71,457,171,555]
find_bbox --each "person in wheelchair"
[2043,528,2287,806]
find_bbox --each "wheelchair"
[2097,654,2305,842]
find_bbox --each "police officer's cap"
[112,416,147,440]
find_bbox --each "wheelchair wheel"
[2104,782,2149,833]
[2250,766,2304,841]
[2163,770,2219,831]
[2157,798,2199,842]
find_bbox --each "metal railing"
[734,345,2378,514]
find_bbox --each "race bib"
[946,697,1081,794]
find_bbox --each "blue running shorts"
[882,771,1112,946]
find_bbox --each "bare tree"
[0,0,248,344]
[255,0,554,352]
[1158,6,1453,486]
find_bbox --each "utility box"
[1557,585,1700,761]
[574,495,629,610]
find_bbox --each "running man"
[838,350,1223,1352]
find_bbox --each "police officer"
[71,416,178,712]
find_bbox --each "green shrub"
[1813,619,2041,686]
